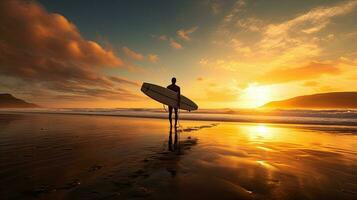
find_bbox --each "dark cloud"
[0,0,140,104]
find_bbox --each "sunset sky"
[1,0,357,108]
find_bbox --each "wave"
[1,108,357,126]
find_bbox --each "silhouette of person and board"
[141,77,198,151]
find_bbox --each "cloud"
[242,1,357,67]
[192,77,241,102]
[301,21,329,34]
[212,0,357,76]
[108,76,140,86]
[202,81,241,102]
[0,0,139,103]
[210,0,222,14]
[269,1,357,34]
[344,30,357,38]
[317,85,338,92]
[46,82,138,100]
[257,62,340,85]
[155,26,196,49]
[260,1,357,50]
[223,0,246,23]
[122,47,144,61]
[0,1,123,68]
[177,26,198,41]
[199,58,208,65]
[229,39,252,54]
[154,34,183,49]
[169,39,183,49]
[236,17,263,32]
[158,35,167,41]
[147,54,159,63]
[122,46,159,64]
[203,59,244,72]
[204,88,239,102]
[152,34,167,41]
[303,81,319,87]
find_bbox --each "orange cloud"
[257,62,340,85]
[204,89,239,102]
[0,0,139,103]
[303,81,319,87]
[177,26,198,41]
[214,0,357,75]
[108,76,140,86]
[169,39,183,49]
[236,17,263,32]
[122,47,144,61]
[265,1,357,37]
[259,1,357,52]
[0,1,123,68]
[147,54,159,63]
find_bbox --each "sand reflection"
[181,123,357,200]
[0,114,356,200]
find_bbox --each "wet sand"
[0,113,356,200]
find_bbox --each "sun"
[242,84,272,108]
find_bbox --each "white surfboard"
[141,82,198,111]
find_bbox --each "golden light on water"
[247,124,274,140]
[257,124,268,134]
[256,160,277,170]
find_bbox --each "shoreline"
[1,110,357,128]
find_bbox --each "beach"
[0,112,356,200]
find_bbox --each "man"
[167,77,180,127]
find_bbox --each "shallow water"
[0,113,356,200]
[2,108,357,126]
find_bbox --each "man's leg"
[169,106,173,127]
[174,108,178,127]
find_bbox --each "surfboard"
[141,82,198,111]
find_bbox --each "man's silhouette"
[167,77,180,127]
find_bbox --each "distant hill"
[0,93,38,108]
[262,92,357,109]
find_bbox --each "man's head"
[171,77,176,84]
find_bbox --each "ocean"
[1,108,357,127]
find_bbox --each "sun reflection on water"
[256,160,277,170]
[247,124,275,141]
